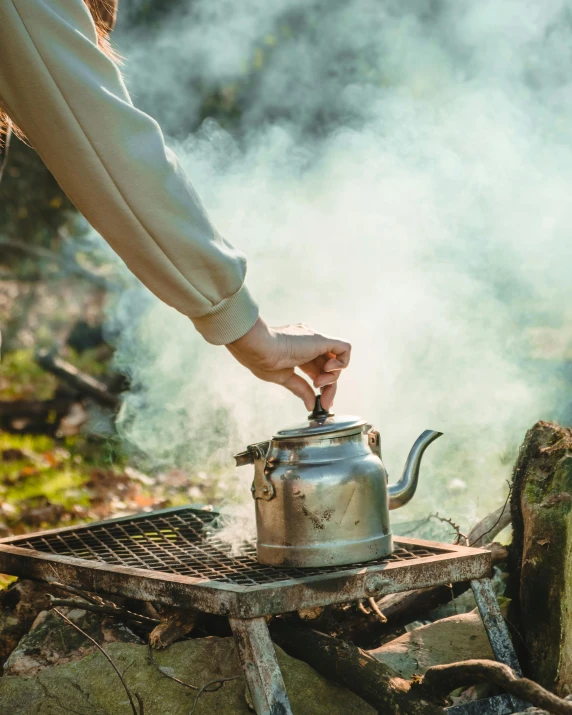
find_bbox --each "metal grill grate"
[13,508,443,587]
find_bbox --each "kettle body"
[235,399,442,568]
[256,429,392,567]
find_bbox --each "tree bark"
[419,659,572,715]
[509,420,572,697]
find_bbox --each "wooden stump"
[510,420,572,696]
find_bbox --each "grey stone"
[370,611,494,679]
[0,636,375,715]
[4,608,141,676]
[0,580,52,664]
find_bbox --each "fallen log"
[467,503,512,547]
[35,349,119,408]
[0,392,77,435]
[271,622,445,714]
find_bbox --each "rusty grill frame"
[0,505,490,618]
[0,505,525,715]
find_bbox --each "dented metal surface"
[0,506,490,618]
[236,396,442,568]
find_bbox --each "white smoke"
[99,0,572,531]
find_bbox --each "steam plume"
[98,0,572,532]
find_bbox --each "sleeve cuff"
[190,284,260,345]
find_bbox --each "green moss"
[0,432,129,529]
[4,468,89,507]
[0,350,57,400]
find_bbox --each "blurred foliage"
[0,348,110,401]
[0,140,73,251]
[0,350,57,401]
[0,428,228,539]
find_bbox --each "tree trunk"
[510,420,572,697]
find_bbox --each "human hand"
[226,318,351,410]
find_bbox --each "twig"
[367,597,388,623]
[468,485,512,547]
[430,513,468,545]
[189,675,242,715]
[48,596,159,626]
[135,694,145,715]
[419,659,572,715]
[147,642,206,693]
[47,580,104,605]
[358,602,371,616]
[53,608,143,715]
[147,643,241,713]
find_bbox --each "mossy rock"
[0,637,375,715]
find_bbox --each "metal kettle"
[235,396,442,568]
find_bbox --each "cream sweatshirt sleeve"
[0,0,259,344]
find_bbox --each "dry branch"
[271,622,444,714]
[148,606,199,648]
[468,502,511,547]
[419,659,572,715]
[35,349,119,408]
[48,596,159,627]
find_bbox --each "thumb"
[282,373,315,411]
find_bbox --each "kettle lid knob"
[308,394,333,420]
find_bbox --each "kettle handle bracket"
[367,428,383,460]
[250,444,276,501]
[234,441,271,467]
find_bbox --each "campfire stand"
[0,506,524,715]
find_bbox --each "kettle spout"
[388,430,443,510]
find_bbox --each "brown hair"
[0,0,119,147]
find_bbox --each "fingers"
[313,370,340,389]
[323,357,347,372]
[281,371,337,412]
[281,373,316,411]
[318,340,352,367]
[320,381,338,410]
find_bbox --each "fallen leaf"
[18,465,39,478]
[134,494,156,508]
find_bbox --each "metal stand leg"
[230,616,293,715]
[471,579,522,676]
[470,578,527,713]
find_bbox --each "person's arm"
[0,0,352,407]
[0,0,259,345]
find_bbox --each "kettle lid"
[273,395,366,440]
